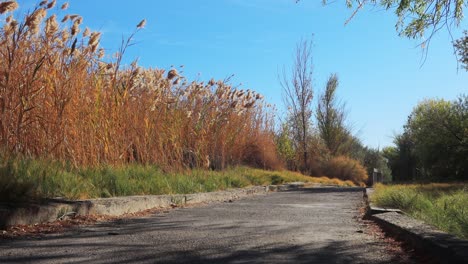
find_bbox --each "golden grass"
[322,156,368,186]
[0,1,280,171]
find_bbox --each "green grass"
[0,155,354,202]
[371,183,468,239]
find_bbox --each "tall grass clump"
[0,1,280,171]
[372,183,468,239]
[322,156,368,186]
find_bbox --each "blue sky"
[18,0,468,148]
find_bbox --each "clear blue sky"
[19,0,468,148]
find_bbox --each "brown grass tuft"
[323,156,368,186]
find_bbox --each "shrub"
[323,156,368,185]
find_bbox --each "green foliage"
[270,175,285,185]
[372,183,468,239]
[0,153,338,202]
[361,147,392,183]
[386,95,467,181]
[322,0,467,40]
[383,132,417,181]
[280,71,386,182]
[316,74,353,156]
[406,96,467,180]
[454,31,468,70]
[276,123,296,169]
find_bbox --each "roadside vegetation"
[383,95,467,182]
[0,154,354,202]
[277,41,389,186]
[370,92,466,240]
[0,1,464,202]
[372,183,468,239]
[0,0,371,203]
[0,1,280,171]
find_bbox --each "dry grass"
[322,156,368,186]
[0,1,357,205]
[0,1,279,171]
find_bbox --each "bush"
[323,156,368,185]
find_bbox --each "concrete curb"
[0,182,305,228]
[366,189,468,264]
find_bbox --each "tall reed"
[0,1,281,171]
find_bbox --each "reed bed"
[0,1,356,204]
[0,1,280,171]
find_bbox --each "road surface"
[0,187,413,263]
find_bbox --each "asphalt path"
[0,187,413,263]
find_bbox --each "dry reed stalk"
[0,0,280,171]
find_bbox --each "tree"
[276,123,296,170]
[405,95,467,180]
[298,0,466,42]
[382,96,467,182]
[316,74,353,156]
[280,39,314,171]
[382,132,417,182]
[454,31,468,70]
[361,147,392,183]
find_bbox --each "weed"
[372,183,468,239]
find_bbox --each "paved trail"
[0,187,413,263]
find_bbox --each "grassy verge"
[0,156,354,202]
[371,183,468,239]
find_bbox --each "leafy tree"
[387,95,467,181]
[406,95,467,180]
[382,134,417,182]
[316,74,353,156]
[276,123,296,170]
[279,39,314,171]
[454,31,468,70]
[297,1,466,43]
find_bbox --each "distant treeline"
[383,95,467,182]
